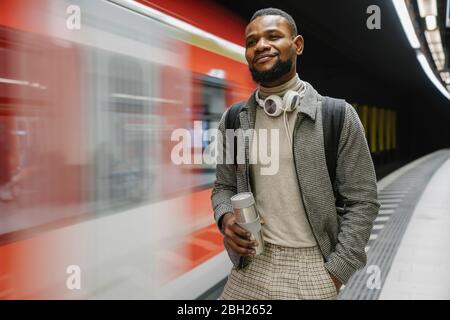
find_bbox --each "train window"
[194,74,226,169]
[202,75,226,127]
[91,53,157,213]
[199,75,226,135]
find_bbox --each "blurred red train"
[0,0,254,299]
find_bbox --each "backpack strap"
[225,101,245,165]
[225,101,245,130]
[321,96,346,210]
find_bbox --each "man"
[211,8,380,300]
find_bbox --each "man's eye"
[246,40,256,47]
[269,35,280,40]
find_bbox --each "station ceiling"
[216,0,450,152]
[216,0,450,110]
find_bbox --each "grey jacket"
[211,82,380,284]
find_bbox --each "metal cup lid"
[231,192,255,209]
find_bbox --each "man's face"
[245,15,303,85]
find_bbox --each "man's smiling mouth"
[254,54,277,64]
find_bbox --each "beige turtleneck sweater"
[250,74,317,248]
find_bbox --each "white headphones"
[255,90,302,117]
[255,86,306,148]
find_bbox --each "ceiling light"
[392,0,421,48]
[441,72,450,84]
[417,0,437,17]
[425,15,437,30]
[417,52,450,99]
[425,30,441,44]
[428,43,438,53]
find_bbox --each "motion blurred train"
[0,0,396,299]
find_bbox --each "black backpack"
[225,96,346,213]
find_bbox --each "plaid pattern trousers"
[219,242,338,300]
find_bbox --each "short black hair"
[250,8,298,36]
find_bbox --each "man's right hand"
[221,212,258,256]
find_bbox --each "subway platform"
[204,149,450,300]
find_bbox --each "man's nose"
[255,37,271,52]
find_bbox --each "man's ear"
[293,35,304,55]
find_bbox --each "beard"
[249,55,294,84]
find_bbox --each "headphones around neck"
[255,89,302,117]
[255,85,306,148]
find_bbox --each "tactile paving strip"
[339,150,450,300]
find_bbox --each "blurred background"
[0,0,449,299]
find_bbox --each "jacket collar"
[243,80,319,121]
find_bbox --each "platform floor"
[379,150,450,299]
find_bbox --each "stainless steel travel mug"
[230,192,264,255]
